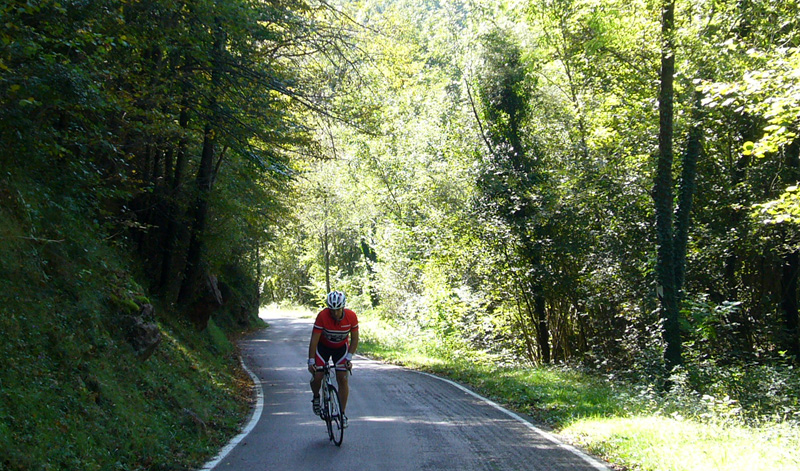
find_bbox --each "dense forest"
[267,0,800,387]
[1,0,799,469]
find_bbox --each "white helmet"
[325,290,346,309]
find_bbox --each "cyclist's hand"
[307,358,316,374]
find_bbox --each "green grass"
[564,417,800,471]
[357,312,800,471]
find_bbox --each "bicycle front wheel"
[326,384,344,446]
[322,388,334,440]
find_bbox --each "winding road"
[201,308,612,471]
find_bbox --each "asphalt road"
[202,308,612,471]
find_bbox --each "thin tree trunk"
[722,116,758,348]
[323,188,331,294]
[534,291,551,364]
[515,299,537,364]
[255,243,262,307]
[521,237,551,364]
[503,244,538,364]
[361,238,380,307]
[323,220,331,294]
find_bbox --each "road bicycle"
[318,361,345,446]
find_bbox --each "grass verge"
[357,312,800,471]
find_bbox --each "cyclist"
[308,290,359,428]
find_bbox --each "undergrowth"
[0,179,253,470]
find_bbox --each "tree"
[653,0,685,372]
[471,29,554,364]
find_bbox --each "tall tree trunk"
[178,22,224,306]
[474,32,551,364]
[654,0,683,372]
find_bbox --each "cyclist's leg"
[310,348,326,395]
[335,369,349,414]
[310,371,324,395]
[310,346,330,413]
[332,343,350,414]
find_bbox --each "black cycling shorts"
[314,342,349,371]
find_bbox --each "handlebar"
[309,360,353,375]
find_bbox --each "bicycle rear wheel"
[327,384,344,446]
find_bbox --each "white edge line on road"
[199,356,264,471]
[415,370,610,471]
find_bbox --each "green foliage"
[753,185,800,235]
[676,362,800,421]
[682,295,746,359]
[701,46,800,160]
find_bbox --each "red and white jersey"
[314,308,358,348]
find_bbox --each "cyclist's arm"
[348,329,359,356]
[308,329,322,369]
[345,329,359,369]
